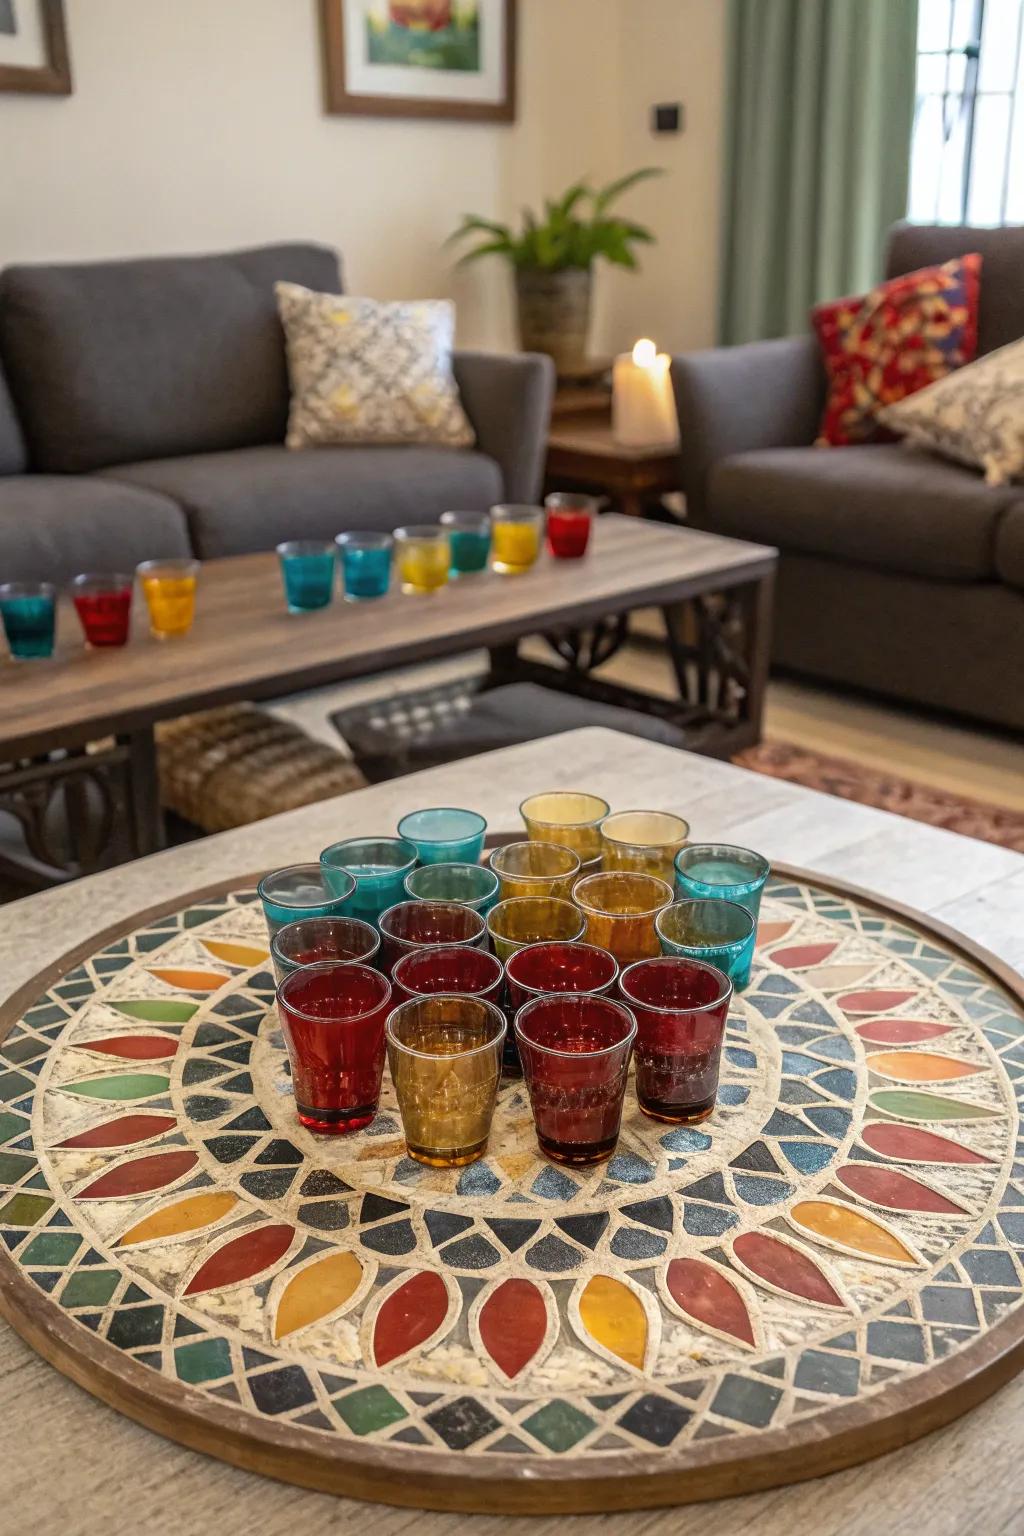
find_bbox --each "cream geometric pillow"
[878,335,1024,486]
[276,283,475,450]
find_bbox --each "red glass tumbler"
[377,900,486,975]
[271,915,381,987]
[544,493,598,559]
[392,943,503,1005]
[514,994,636,1165]
[276,960,391,1134]
[505,941,618,1014]
[71,572,134,647]
[618,956,732,1124]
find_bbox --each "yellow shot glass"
[600,810,691,883]
[386,995,506,1167]
[394,525,450,595]
[573,870,674,965]
[486,896,586,963]
[520,790,610,864]
[137,559,199,639]
[491,504,543,575]
[489,840,580,901]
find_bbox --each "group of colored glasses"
[281,493,599,611]
[257,791,769,1172]
[0,559,199,657]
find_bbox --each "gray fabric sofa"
[672,223,1024,731]
[0,243,554,578]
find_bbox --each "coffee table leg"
[124,728,166,857]
[739,569,775,748]
[661,568,775,752]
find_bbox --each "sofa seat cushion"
[102,443,504,559]
[995,504,1024,591]
[0,476,190,585]
[708,443,1012,581]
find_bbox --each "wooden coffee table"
[0,516,775,880]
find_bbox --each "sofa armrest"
[453,350,555,503]
[671,336,825,524]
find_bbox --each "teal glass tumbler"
[321,837,418,925]
[674,844,770,923]
[258,863,356,942]
[397,807,487,866]
[0,582,56,659]
[404,861,500,916]
[441,512,491,575]
[656,898,756,991]
[336,532,392,601]
[277,541,336,611]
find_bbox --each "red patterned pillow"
[811,254,982,447]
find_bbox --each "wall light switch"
[652,103,683,134]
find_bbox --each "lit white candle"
[612,338,679,448]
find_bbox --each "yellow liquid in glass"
[141,575,197,638]
[492,520,541,574]
[398,542,449,594]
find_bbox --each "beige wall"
[0,0,724,352]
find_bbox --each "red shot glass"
[544,493,599,559]
[514,993,636,1165]
[377,899,486,976]
[618,956,732,1124]
[392,943,504,1005]
[271,915,381,987]
[504,940,619,1014]
[71,572,134,647]
[276,960,391,1134]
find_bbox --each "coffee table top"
[0,516,774,757]
[0,730,1022,1535]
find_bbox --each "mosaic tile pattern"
[1,879,1022,1470]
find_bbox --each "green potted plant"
[448,169,663,375]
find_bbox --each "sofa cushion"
[0,477,190,585]
[708,444,1011,581]
[995,505,1024,591]
[0,243,342,474]
[103,443,505,559]
[886,222,1024,356]
[0,360,26,475]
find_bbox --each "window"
[909,0,1024,224]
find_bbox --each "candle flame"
[632,338,658,367]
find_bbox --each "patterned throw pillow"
[276,283,475,450]
[879,335,1024,486]
[811,254,982,447]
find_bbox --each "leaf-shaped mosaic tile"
[788,1198,920,1267]
[184,1223,295,1295]
[373,1271,452,1368]
[868,1089,999,1123]
[60,1074,170,1102]
[77,1150,197,1201]
[662,1257,757,1347]
[119,1191,239,1247]
[109,1000,197,1024]
[202,940,271,968]
[148,968,231,993]
[78,1035,179,1062]
[770,942,838,970]
[837,989,916,1015]
[868,1051,982,1083]
[756,921,793,948]
[855,1018,954,1045]
[860,1123,993,1165]
[732,1231,846,1309]
[836,1164,970,1216]
[56,1113,176,1150]
[576,1275,649,1371]
[274,1252,364,1340]
[477,1278,550,1380]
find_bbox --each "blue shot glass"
[656,898,756,991]
[397,807,487,866]
[336,532,393,601]
[440,512,491,576]
[257,863,356,942]
[321,837,418,926]
[0,582,57,659]
[276,541,336,612]
[674,844,771,924]
[404,861,500,917]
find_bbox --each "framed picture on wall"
[320,0,516,123]
[0,0,71,95]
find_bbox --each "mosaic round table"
[1,866,1022,1513]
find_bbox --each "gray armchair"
[671,222,1024,731]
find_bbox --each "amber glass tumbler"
[573,870,674,965]
[489,840,580,901]
[519,790,609,863]
[486,896,585,963]
[386,995,506,1167]
[600,810,690,883]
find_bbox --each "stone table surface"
[1,728,1022,1536]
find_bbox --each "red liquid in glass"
[546,509,592,560]
[73,586,132,646]
[620,957,731,1124]
[277,963,390,1134]
[516,996,634,1165]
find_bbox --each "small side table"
[545,388,681,518]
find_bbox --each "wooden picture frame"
[320,0,516,123]
[0,0,71,95]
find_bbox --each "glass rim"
[393,524,447,541]
[335,530,393,548]
[513,994,637,1059]
[277,959,391,1021]
[491,503,544,521]
[135,558,200,576]
[505,940,619,995]
[0,580,56,598]
[397,807,487,846]
[544,493,600,513]
[276,539,336,557]
[270,914,380,966]
[320,837,418,876]
[259,862,355,906]
[404,861,499,898]
[674,843,771,883]
[656,897,756,946]
[392,943,503,996]
[377,899,487,946]
[619,955,733,1015]
[573,870,675,919]
[486,895,585,942]
[600,809,691,848]
[489,840,581,881]
[519,790,610,830]
[71,571,134,590]
[385,994,508,1059]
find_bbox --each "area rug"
[735,740,1024,853]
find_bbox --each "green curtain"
[718,0,919,344]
